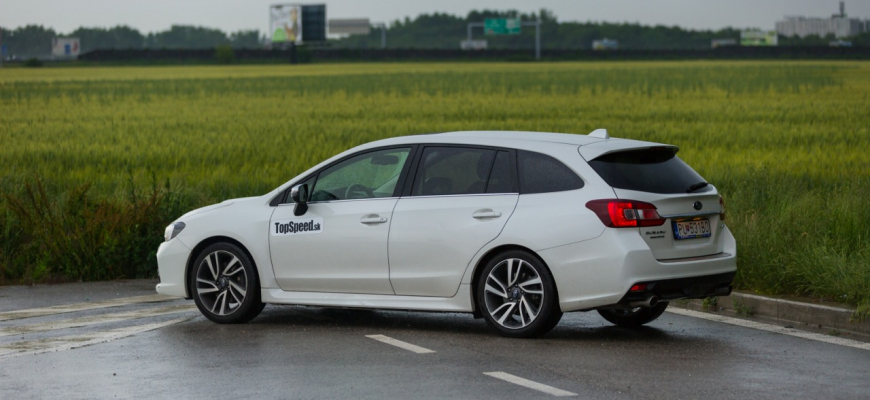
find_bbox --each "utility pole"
[0,27,4,69]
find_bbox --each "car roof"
[363,130,677,160]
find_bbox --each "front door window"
[311,147,411,201]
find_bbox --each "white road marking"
[0,294,178,322]
[0,304,196,337]
[0,316,193,360]
[667,307,870,351]
[737,292,854,313]
[365,334,435,354]
[484,372,577,397]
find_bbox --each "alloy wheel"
[195,250,248,316]
[483,258,545,329]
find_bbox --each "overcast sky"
[2,0,869,34]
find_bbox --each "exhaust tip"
[627,295,659,308]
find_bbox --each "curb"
[671,291,870,342]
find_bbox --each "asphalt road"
[0,280,868,400]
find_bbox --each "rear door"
[587,148,725,260]
[388,146,518,297]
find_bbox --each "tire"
[476,250,562,338]
[189,242,265,324]
[597,302,668,328]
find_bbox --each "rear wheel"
[476,250,562,338]
[597,302,668,328]
[190,242,265,324]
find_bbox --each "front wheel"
[190,242,265,324]
[597,302,668,328]
[476,251,562,338]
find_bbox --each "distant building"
[592,38,618,50]
[741,31,778,46]
[711,38,737,49]
[460,40,488,50]
[776,1,867,38]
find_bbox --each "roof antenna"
[589,129,609,139]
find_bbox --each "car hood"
[178,196,259,220]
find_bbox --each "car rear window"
[518,150,584,194]
[588,149,706,194]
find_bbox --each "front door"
[270,147,413,295]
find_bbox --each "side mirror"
[290,184,309,216]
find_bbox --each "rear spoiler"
[579,129,678,161]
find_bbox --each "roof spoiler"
[588,129,609,139]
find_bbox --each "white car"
[156,130,736,338]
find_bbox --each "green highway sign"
[484,18,521,35]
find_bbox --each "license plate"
[673,219,711,240]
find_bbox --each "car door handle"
[472,210,502,219]
[360,215,388,224]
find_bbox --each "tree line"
[1,25,261,58]
[335,9,870,49]
[2,8,866,58]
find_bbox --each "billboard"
[301,5,327,42]
[740,30,778,46]
[271,4,303,44]
[52,37,80,57]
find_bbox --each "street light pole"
[520,20,541,60]
[373,23,387,49]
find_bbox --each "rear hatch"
[584,146,725,261]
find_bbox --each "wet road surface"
[1,280,868,399]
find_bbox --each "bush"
[23,58,43,67]
[214,45,235,64]
[1,177,178,282]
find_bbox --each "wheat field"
[1,61,867,314]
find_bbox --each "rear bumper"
[617,271,735,304]
[540,225,737,312]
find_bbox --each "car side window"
[411,147,496,196]
[309,147,411,202]
[486,151,515,193]
[518,150,584,194]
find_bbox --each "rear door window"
[518,150,584,194]
[486,151,516,194]
[588,149,706,194]
[411,147,496,196]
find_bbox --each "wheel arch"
[469,244,559,318]
[185,236,259,300]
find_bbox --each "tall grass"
[0,61,867,315]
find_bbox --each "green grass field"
[1,61,868,315]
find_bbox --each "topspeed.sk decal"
[272,217,324,236]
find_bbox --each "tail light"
[719,195,726,221]
[586,199,666,228]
